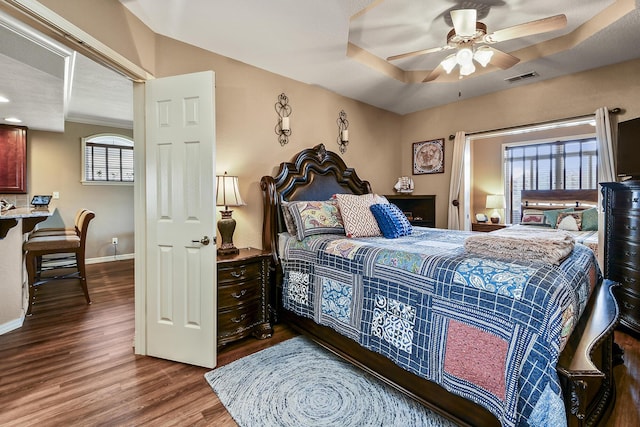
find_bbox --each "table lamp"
[486,194,505,224]
[216,172,246,256]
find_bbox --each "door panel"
[145,71,216,368]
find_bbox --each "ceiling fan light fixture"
[450,9,477,37]
[441,55,458,74]
[459,63,476,76]
[473,47,494,67]
[455,47,474,66]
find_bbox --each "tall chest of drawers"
[217,248,273,348]
[601,180,640,336]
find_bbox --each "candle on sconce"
[341,129,349,142]
[281,116,290,131]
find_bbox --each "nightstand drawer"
[218,300,261,338]
[218,280,262,308]
[218,261,262,284]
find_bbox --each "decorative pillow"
[543,208,573,229]
[370,203,413,238]
[280,201,297,236]
[581,207,598,231]
[334,193,387,238]
[520,209,549,226]
[556,212,582,231]
[287,200,344,241]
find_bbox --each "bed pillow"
[287,200,344,241]
[520,209,549,226]
[280,201,298,236]
[370,203,413,238]
[556,212,583,231]
[334,193,387,238]
[543,208,573,229]
[581,207,598,231]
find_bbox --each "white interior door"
[145,71,216,368]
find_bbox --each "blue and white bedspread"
[278,227,601,427]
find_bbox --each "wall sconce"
[275,93,292,146]
[337,109,349,154]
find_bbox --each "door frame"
[2,0,156,355]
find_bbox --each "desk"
[0,208,51,333]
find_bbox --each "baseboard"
[86,253,135,264]
[0,317,24,335]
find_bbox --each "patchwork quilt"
[278,227,600,427]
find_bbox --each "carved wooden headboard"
[260,144,371,258]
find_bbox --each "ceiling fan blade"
[484,14,567,44]
[486,46,520,69]
[422,64,445,82]
[387,45,451,62]
[450,9,477,37]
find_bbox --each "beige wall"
[28,122,134,259]
[402,58,640,228]
[153,36,402,249]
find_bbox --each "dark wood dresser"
[601,180,640,336]
[472,222,508,232]
[384,194,435,227]
[217,248,273,348]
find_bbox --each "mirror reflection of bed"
[261,144,618,427]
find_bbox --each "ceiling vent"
[505,71,539,83]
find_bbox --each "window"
[504,138,597,223]
[82,134,134,184]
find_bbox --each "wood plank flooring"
[0,259,637,426]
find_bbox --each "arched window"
[82,133,134,184]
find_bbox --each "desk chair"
[23,210,95,315]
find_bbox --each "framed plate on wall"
[413,138,444,175]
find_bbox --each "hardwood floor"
[0,259,637,426]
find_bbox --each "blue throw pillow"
[370,203,413,238]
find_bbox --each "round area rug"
[205,336,456,427]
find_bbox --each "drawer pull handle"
[231,314,247,323]
[624,276,637,284]
[231,289,247,298]
[633,197,639,203]
[624,251,637,257]
[624,225,637,231]
[230,268,246,278]
[623,301,635,310]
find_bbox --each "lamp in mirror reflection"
[337,109,349,154]
[486,194,505,224]
[216,172,246,256]
[275,93,292,146]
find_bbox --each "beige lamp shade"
[216,173,246,209]
[486,194,505,224]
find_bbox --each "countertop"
[0,207,52,219]
[0,208,52,238]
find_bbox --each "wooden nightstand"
[472,222,508,232]
[217,248,273,348]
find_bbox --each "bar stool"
[23,210,95,315]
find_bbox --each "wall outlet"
[52,191,60,199]
[112,237,118,245]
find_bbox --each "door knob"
[192,236,211,246]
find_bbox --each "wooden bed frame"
[260,144,619,427]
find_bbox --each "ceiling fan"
[386,9,567,82]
